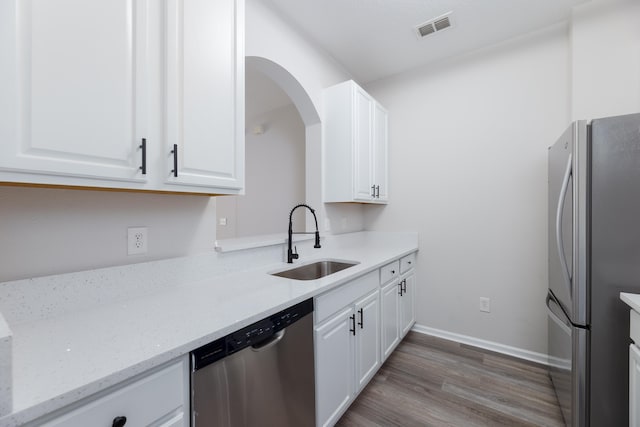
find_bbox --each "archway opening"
[216,56,322,240]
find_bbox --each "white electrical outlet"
[127,227,148,255]
[479,297,491,313]
[218,217,227,226]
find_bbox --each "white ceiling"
[261,0,587,83]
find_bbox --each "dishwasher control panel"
[227,318,275,353]
[191,298,314,371]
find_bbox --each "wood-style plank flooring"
[337,332,564,427]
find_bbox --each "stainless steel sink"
[271,259,359,281]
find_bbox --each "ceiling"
[261,0,587,83]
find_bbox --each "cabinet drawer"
[400,253,415,274]
[42,358,187,427]
[380,261,400,285]
[315,271,378,324]
[631,310,640,345]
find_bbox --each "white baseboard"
[411,323,550,366]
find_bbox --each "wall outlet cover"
[479,297,491,313]
[127,227,148,255]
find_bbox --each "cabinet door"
[353,86,374,201]
[315,306,355,427]
[631,344,640,427]
[0,0,149,184]
[381,280,400,361]
[165,0,244,192]
[373,102,388,202]
[354,290,380,392]
[41,358,188,427]
[399,273,416,337]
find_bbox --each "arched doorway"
[216,56,323,239]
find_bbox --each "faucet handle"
[292,246,299,260]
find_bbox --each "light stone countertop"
[621,292,640,313]
[0,231,418,426]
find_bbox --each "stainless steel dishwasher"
[190,298,315,427]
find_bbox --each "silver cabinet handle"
[375,185,380,198]
[371,185,376,197]
[556,153,573,297]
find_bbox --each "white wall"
[216,104,306,239]
[571,0,640,120]
[245,0,350,119]
[365,25,571,353]
[0,186,216,281]
[245,0,365,235]
[361,0,640,355]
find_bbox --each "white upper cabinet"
[324,80,389,203]
[0,0,149,185]
[373,102,389,201]
[353,86,374,201]
[164,0,244,192]
[0,0,244,195]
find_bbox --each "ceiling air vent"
[415,12,453,39]
[434,16,451,31]
[417,23,436,37]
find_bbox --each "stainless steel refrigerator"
[547,112,640,427]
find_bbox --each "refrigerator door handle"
[546,292,572,335]
[556,153,573,298]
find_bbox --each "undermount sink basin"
[271,259,359,281]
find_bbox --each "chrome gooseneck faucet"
[287,204,321,263]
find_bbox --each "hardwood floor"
[336,332,565,427]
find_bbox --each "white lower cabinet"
[315,271,379,427]
[625,304,640,427]
[381,254,416,362]
[381,279,400,361]
[355,291,380,392]
[315,252,417,426]
[630,343,640,427]
[38,357,189,427]
[399,272,416,337]
[315,306,355,427]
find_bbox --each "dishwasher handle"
[251,329,286,352]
